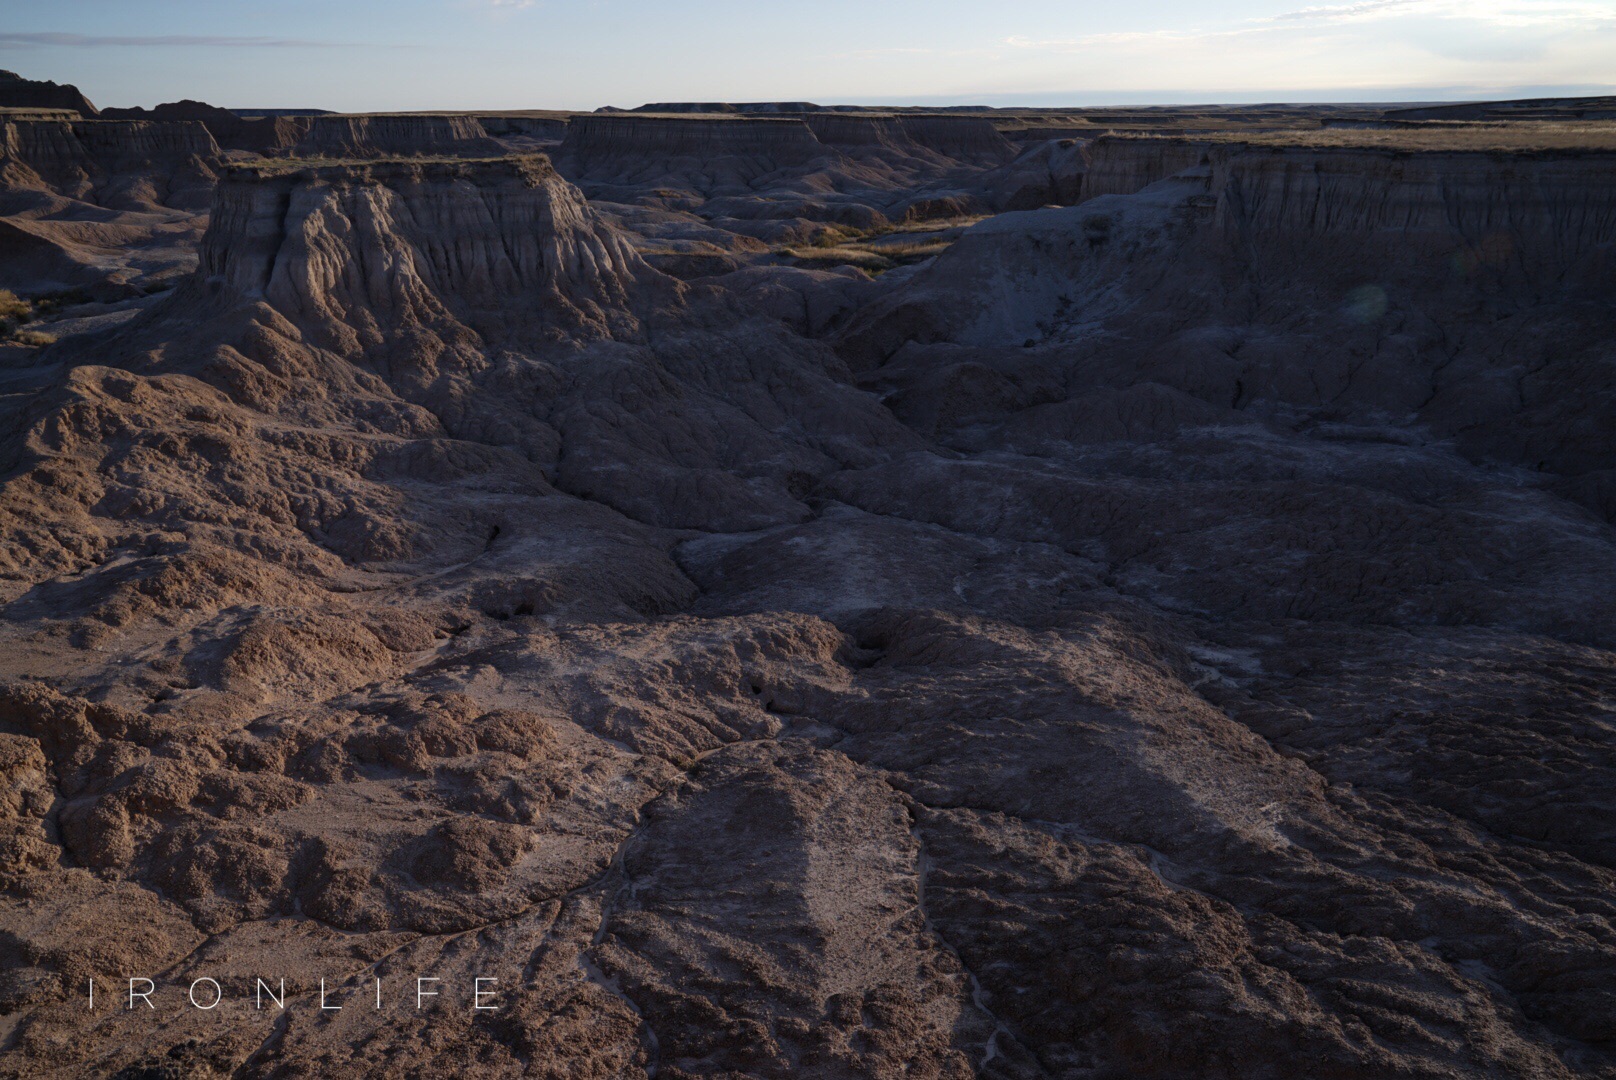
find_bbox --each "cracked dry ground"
[0,150,1614,1079]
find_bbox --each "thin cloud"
[1005,29,1251,52]
[1005,1,1616,54]
[1264,0,1616,25]
[0,32,348,48]
[1269,0,1420,22]
[839,45,1002,60]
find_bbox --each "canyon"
[0,84,1613,1079]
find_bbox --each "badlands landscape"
[0,69,1614,1078]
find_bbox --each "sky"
[1,0,1614,112]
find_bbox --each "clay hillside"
[0,82,1614,1080]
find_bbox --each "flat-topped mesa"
[1385,95,1616,121]
[0,70,98,117]
[292,114,506,159]
[630,102,742,114]
[557,115,825,172]
[898,116,1018,163]
[191,155,667,351]
[629,101,827,114]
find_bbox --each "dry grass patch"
[0,290,28,325]
[784,215,985,272]
[784,245,894,272]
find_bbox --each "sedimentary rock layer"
[0,118,220,200]
[1076,135,1206,199]
[899,116,1018,162]
[0,117,221,294]
[560,114,824,165]
[477,115,570,141]
[293,114,506,159]
[194,156,655,345]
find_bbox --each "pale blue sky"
[2,0,1613,111]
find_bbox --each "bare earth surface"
[0,96,1614,1078]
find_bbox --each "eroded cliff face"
[970,137,1088,210]
[555,114,827,187]
[0,118,220,206]
[293,114,506,159]
[100,100,310,153]
[0,119,95,198]
[1076,135,1206,200]
[0,118,222,295]
[839,142,1616,516]
[1209,143,1616,287]
[548,113,1008,247]
[806,114,932,154]
[193,156,656,349]
[477,114,570,141]
[899,116,1018,163]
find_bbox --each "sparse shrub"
[14,330,56,348]
[0,289,36,343]
[0,289,29,326]
[811,226,863,248]
[28,288,89,317]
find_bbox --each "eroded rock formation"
[1,107,1614,1080]
[100,99,309,154]
[0,117,222,296]
[293,114,507,159]
[0,70,98,117]
[557,114,826,184]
